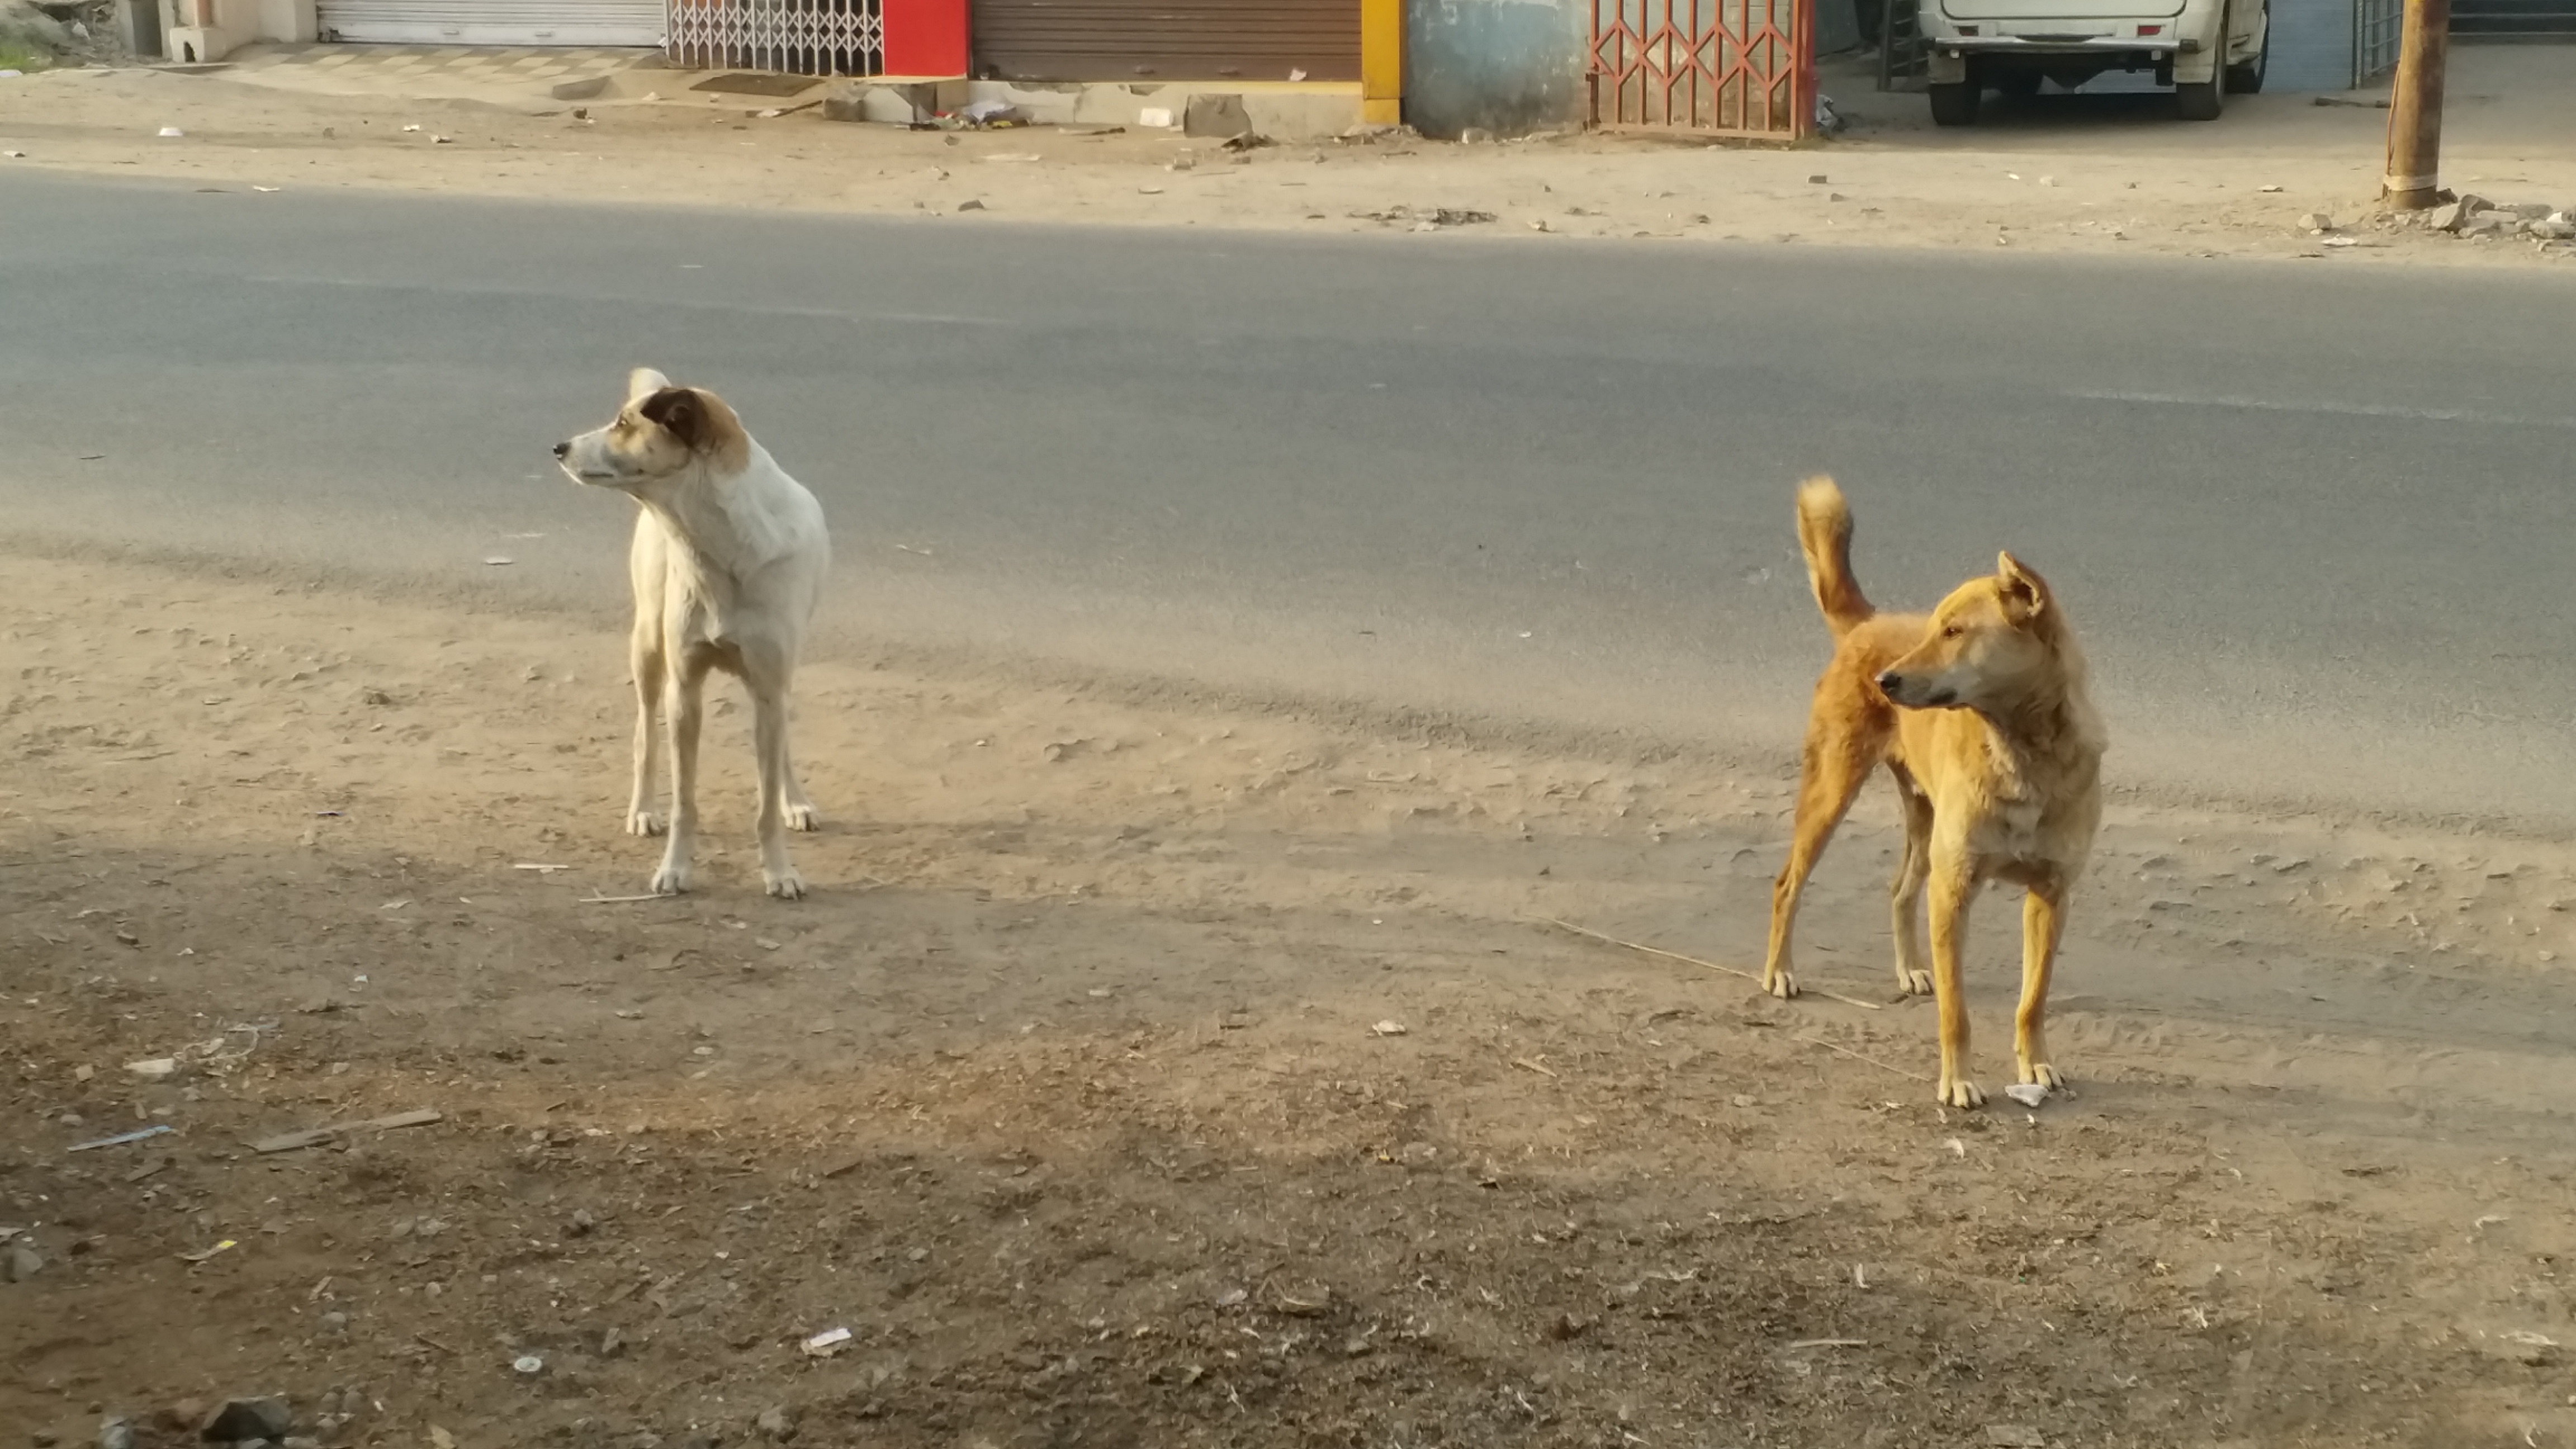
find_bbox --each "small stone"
[4,1243,41,1282]
[2508,201,2554,219]
[98,1420,136,1449]
[568,1209,597,1237]
[35,1433,60,1448]
[2532,219,2576,240]
[600,1327,626,1357]
[201,1399,294,1443]
[956,198,986,212]
[1459,126,1494,144]
[754,1406,793,1439]
[316,1311,349,1337]
[2297,212,2334,232]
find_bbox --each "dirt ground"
[11,548,2576,1447]
[3,48,2576,267]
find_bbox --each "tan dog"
[1762,477,2105,1108]
[555,369,831,900]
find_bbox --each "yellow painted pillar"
[1361,0,1403,125]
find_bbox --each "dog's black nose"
[551,441,571,460]
[1876,671,1905,697]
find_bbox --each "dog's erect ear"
[1996,551,2053,621]
[627,368,672,404]
[638,386,706,451]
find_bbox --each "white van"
[1918,0,2269,122]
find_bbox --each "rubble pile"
[0,0,126,67]
[2394,192,2576,249]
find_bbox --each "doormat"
[688,72,824,97]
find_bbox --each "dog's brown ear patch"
[639,386,707,451]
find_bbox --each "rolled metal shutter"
[316,0,666,45]
[971,0,1358,82]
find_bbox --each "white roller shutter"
[317,0,665,45]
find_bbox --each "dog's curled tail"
[1794,476,1874,638]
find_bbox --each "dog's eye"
[1941,624,1964,638]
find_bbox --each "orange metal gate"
[1588,0,1813,138]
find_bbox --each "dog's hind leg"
[1885,764,1936,996]
[625,621,667,838]
[744,642,808,899]
[779,727,820,834]
[650,650,713,896]
[2015,874,2070,1089]
[1763,711,1883,1000]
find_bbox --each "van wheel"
[2175,75,2224,120]
[2225,31,2267,92]
[1929,82,1980,126]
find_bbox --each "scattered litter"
[434,135,453,144]
[982,151,1040,162]
[2505,1330,2559,1348]
[431,1430,458,1449]
[253,184,278,192]
[1944,1138,1967,1158]
[2003,1082,2049,1109]
[512,863,571,873]
[1813,94,1846,135]
[1509,1055,1557,1077]
[513,1354,545,1375]
[252,1107,442,1155]
[2,150,22,158]
[314,809,344,818]
[483,556,514,566]
[803,1326,854,1357]
[1350,205,1495,228]
[1138,107,1176,128]
[157,126,183,138]
[2258,183,2283,192]
[1787,1337,1868,1349]
[1138,185,1163,194]
[125,1057,179,1080]
[1370,1019,1409,1036]
[957,98,1019,124]
[178,1239,239,1264]
[2321,236,2358,248]
[580,892,672,904]
[1985,1429,2047,1448]
[68,1124,174,1153]
[402,123,422,131]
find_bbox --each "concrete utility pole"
[2382,0,2451,209]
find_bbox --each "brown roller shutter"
[972,0,1360,82]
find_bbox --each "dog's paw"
[649,861,692,896]
[1897,968,1935,996]
[763,866,808,901]
[2020,1062,2067,1090]
[626,810,666,838]
[1762,969,1800,1001]
[784,801,821,833]
[1937,1077,1987,1110]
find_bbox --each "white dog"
[554,368,831,899]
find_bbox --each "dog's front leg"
[626,625,666,837]
[651,656,709,895]
[1926,856,1986,1109]
[2015,876,2069,1089]
[749,677,806,900]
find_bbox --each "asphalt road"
[6,172,2574,828]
